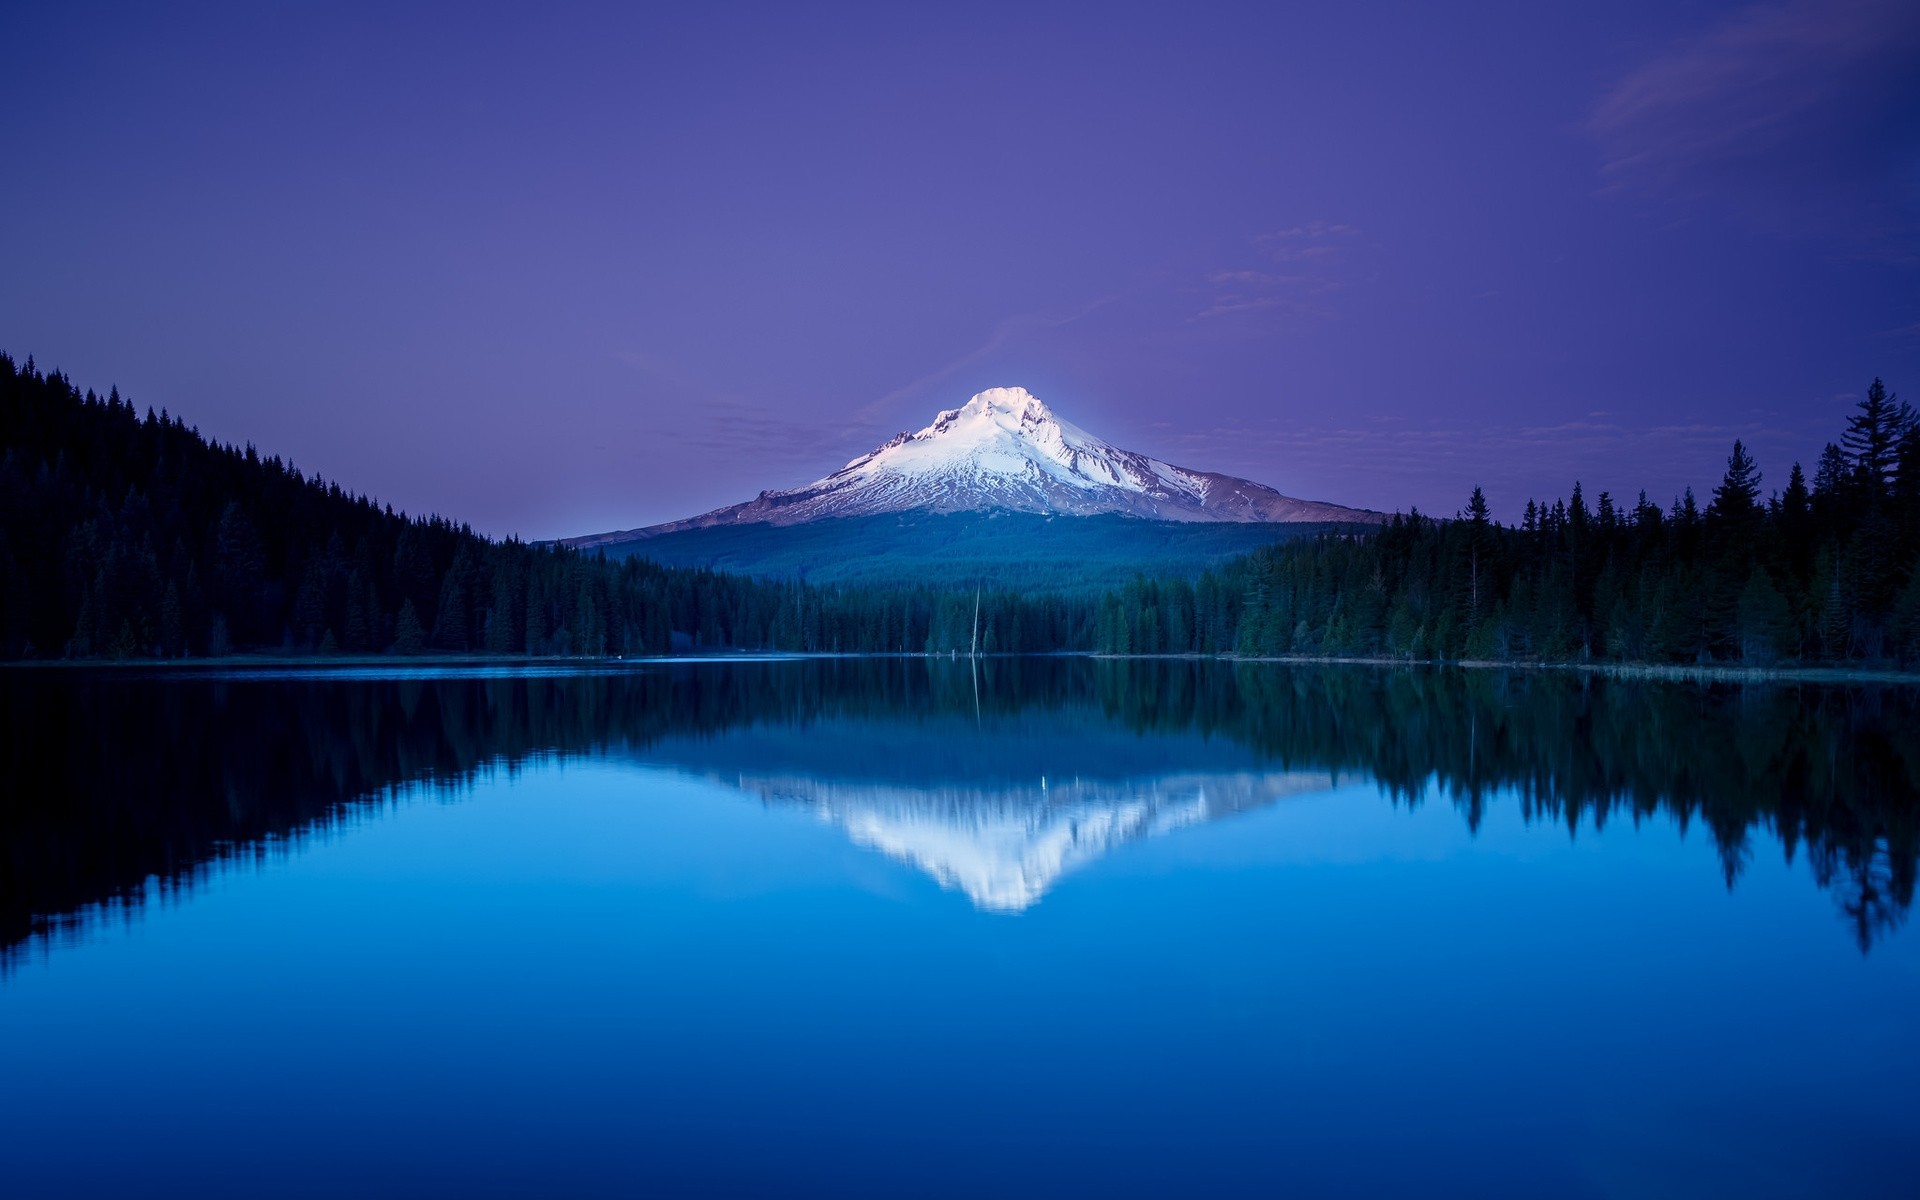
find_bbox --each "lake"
[2,658,1916,1198]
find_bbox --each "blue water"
[1,661,1914,1197]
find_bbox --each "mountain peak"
[958,385,1050,421]
[924,386,1062,442]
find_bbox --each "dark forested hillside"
[581,510,1335,593]
[10,353,1916,668]
[1096,380,1920,665]
[0,354,1093,659]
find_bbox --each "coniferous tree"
[392,600,426,654]
[1843,378,1912,498]
[1709,440,1762,526]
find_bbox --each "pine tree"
[1843,378,1911,497]
[432,571,469,651]
[344,573,370,651]
[1812,442,1849,497]
[160,580,184,657]
[392,599,426,655]
[1894,566,1920,663]
[1464,486,1491,627]
[1893,422,1920,562]
[1708,440,1762,525]
[1736,569,1792,664]
[1812,551,1849,659]
[1781,462,1809,520]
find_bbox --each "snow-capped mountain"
[732,769,1336,911]
[574,386,1377,545]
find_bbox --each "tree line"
[1095,380,1920,665]
[9,352,1916,667]
[0,353,1086,659]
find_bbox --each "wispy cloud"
[1589,0,1920,253]
[1254,222,1360,263]
[1194,222,1362,323]
[611,350,871,486]
[1191,296,1292,320]
[672,399,870,462]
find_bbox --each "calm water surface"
[2,659,1916,1198]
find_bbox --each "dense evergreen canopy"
[0,354,1083,659]
[5,354,1914,666]
[1096,380,1920,665]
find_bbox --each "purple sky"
[4,2,1918,536]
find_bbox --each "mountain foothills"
[575,511,1334,593]
[2,351,1918,665]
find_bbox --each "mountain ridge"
[570,386,1381,548]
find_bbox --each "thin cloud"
[1254,222,1360,263]
[1192,296,1292,321]
[1589,0,1920,251]
[677,399,869,465]
[611,351,871,486]
[1194,223,1362,323]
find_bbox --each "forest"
[0,353,1086,659]
[1096,380,1920,665]
[590,508,1326,593]
[5,352,1917,667]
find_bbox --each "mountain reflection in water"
[754,771,1335,912]
[3,658,1916,963]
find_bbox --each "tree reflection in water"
[2,658,1913,966]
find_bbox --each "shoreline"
[1091,652,1920,684]
[0,651,796,670]
[4,649,1919,684]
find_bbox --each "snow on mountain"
[575,387,1378,545]
[618,709,1333,910]
[725,768,1337,911]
